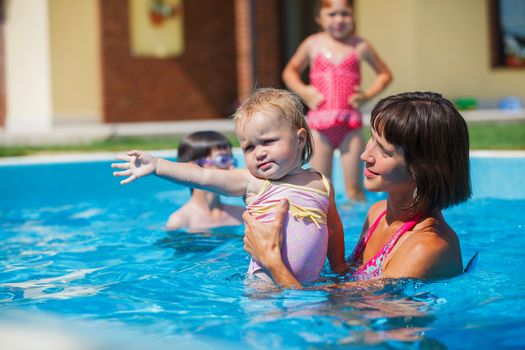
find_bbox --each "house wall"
[253,0,283,88]
[99,0,238,123]
[49,0,101,122]
[357,0,525,109]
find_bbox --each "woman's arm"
[349,40,393,108]
[111,150,251,197]
[326,182,348,273]
[242,199,303,289]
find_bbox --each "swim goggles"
[195,155,237,169]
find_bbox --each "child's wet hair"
[177,131,232,163]
[314,0,354,15]
[370,91,472,215]
[233,88,313,165]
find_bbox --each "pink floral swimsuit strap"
[350,210,422,280]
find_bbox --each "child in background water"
[112,88,346,284]
[282,0,392,201]
[165,131,244,232]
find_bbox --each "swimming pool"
[1,152,524,349]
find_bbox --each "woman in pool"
[243,91,471,288]
[165,131,244,231]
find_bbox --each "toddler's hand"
[301,85,324,110]
[111,150,158,185]
[348,91,368,109]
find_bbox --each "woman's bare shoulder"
[388,215,462,279]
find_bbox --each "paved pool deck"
[0,109,524,146]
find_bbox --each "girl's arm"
[350,40,393,108]
[242,199,303,289]
[326,182,348,274]
[111,150,251,197]
[282,37,324,110]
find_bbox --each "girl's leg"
[310,130,334,179]
[339,129,365,201]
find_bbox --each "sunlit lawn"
[0,122,524,158]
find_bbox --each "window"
[489,0,525,68]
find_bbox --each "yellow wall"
[49,0,101,122]
[357,0,525,109]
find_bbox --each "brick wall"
[100,0,238,123]
[253,0,283,89]
[0,22,4,127]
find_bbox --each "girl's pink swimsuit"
[246,174,331,283]
[349,210,421,280]
[307,51,362,148]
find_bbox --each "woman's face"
[360,129,415,194]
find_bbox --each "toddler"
[112,88,346,283]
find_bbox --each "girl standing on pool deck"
[112,88,346,284]
[243,92,471,288]
[164,131,244,232]
[282,0,392,201]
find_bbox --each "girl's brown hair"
[177,131,232,163]
[314,0,355,16]
[371,91,471,215]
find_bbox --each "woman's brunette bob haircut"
[370,91,471,215]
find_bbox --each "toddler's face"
[236,110,305,180]
[317,0,354,40]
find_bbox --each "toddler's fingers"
[111,162,130,169]
[116,154,131,162]
[113,169,132,177]
[127,150,142,157]
[120,175,136,185]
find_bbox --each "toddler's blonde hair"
[233,88,313,165]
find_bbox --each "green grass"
[0,133,240,158]
[467,121,525,150]
[0,122,523,158]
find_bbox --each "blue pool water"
[1,153,524,349]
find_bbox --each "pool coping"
[0,149,524,166]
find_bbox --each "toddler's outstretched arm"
[111,150,251,196]
[111,150,158,184]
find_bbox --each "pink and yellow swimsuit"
[246,173,331,283]
[307,50,362,148]
[349,210,421,280]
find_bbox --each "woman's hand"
[243,199,289,268]
[111,150,158,185]
[300,85,324,110]
[243,199,302,289]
